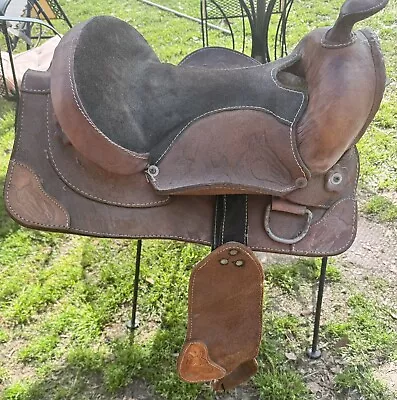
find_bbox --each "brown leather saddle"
[3,0,388,391]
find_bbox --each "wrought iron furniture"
[201,0,294,62]
[0,0,71,99]
[3,0,388,390]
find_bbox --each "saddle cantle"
[3,0,388,391]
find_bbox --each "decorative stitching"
[321,32,357,48]
[321,0,387,49]
[186,244,264,368]
[244,195,248,246]
[270,65,307,178]
[221,195,227,245]
[154,105,295,165]
[289,149,359,209]
[213,197,219,247]
[6,161,70,229]
[152,182,297,195]
[155,53,305,166]
[46,96,170,208]
[311,197,355,227]
[340,0,388,18]
[66,38,147,160]
[21,88,50,93]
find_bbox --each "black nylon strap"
[212,194,248,250]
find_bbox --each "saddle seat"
[50,12,386,200]
[50,16,308,193]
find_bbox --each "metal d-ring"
[264,204,313,245]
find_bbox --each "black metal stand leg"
[126,239,143,331]
[307,256,328,360]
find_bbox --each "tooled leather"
[5,161,70,229]
[178,342,226,383]
[178,243,264,383]
[151,110,306,196]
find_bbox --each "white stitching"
[213,198,219,247]
[21,88,50,93]
[340,0,388,17]
[63,230,212,244]
[46,97,170,207]
[321,0,388,48]
[244,195,248,245]
[6,161,70,229]
[154,105,294,165]
[221,195,227,245]
[321,32,357,48]
[287,149,359,208]
[260,197,357,255]
[270,66,307,178]
[186,244,264,367]
[66,38,147,160]
[155,54,306,166]
[152,182,297,194]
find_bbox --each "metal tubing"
[307,256,328,359]
[129,239,143,331]
[138,0,231,35]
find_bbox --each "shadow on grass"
[1,300,208,400]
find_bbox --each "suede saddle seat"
[50,15,309,196]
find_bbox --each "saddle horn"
[325,0,389,45]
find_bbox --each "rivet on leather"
[178,242,264,387]
[147,165,159,178]
[325,165,347,192]
[295,177,308,188]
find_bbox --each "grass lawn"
[0,0,397,399]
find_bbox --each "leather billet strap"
[178,242,264,390]
[265,197,313,245]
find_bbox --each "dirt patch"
[374,362,397,394]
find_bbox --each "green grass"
[266,258,341,293]
[363,195,397,222]
[0,0,396,399]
